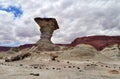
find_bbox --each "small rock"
[39,67,42,69]
[46,68,49,70]
[77,67,80,69]
[73,66,75,68]
[30,73,34,75]
[56,68,61,70]
[101,65,103,67]
[79,70,83,72]
[67,61,69,64]
[105,66,108,68]
[20,64,23,66]
[57,60,60,62]
[86,64,90,66]
[30,73,39,76]
[33,73,39,76]
[68,66,71,68]
[34,66,38,69]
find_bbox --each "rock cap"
[34,17,59,30]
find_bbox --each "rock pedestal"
[34,17,59,51]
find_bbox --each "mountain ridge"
[0,35,120,52]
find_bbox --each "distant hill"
[0,46,11,52]
[0,35,120,52]
[0,44,36,52]
[70,35,120,50]
[17,44,36,50]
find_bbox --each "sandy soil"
[0,59,120,79]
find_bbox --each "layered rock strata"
[70,36,120,50]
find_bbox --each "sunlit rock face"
[57,44,97,60]
[34,17,59,51]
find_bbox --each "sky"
[0,0,120,47]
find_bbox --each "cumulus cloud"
[0,0,120,46]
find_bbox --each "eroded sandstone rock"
[5,52,31,62]
[100,44,120,60]
[57,44,97,60]
[34,17,60,51]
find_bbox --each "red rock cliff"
[70,35,120,51]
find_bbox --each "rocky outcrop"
[70,36,120,51]
[58,44,97,60]
[100,44,120,60]
[5,52,31,62]
[34,17,60,51]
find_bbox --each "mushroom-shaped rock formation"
[34,17,59,51]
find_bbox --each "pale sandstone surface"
[58,44,97,60]
[0,59,120,79]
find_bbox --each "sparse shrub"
[0,56,3,59]
[12,48,20,52]
[0,54,3,59]
[7,50,16,54]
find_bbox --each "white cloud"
[0,0,120,46]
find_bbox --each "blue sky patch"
[0,41,21,47]
[0,5,23,18]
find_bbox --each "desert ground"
[0,44,120,79]
[0,59,120,79]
